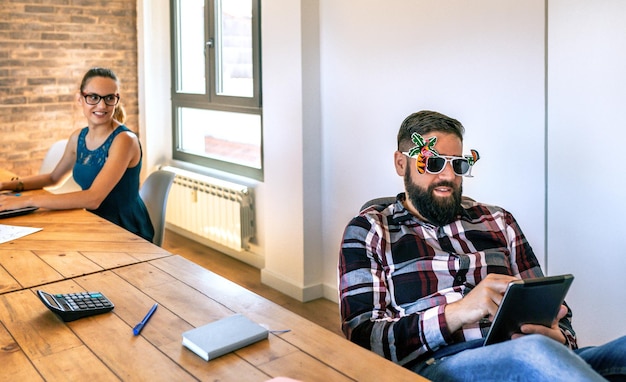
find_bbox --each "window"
[171,0,262,180]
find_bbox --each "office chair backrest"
[360,196,397,212]
[40,139,68,174]
[139,170,176,247]
[40,139,81,194]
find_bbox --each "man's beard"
[404,167,463,226]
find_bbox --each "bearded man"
[338,110,626,381]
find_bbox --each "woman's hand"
[0,193,32,212]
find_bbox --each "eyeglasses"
[82,93,120,106]
[402,152,475,176]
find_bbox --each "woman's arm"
[0,130,140,211]
[0,130,80,193]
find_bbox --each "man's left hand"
[511,304,568,344]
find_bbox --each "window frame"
[170,0,263,181]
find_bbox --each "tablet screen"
[483,274,574,346]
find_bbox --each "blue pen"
[133,303,158,336]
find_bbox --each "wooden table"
[0,184,424,381]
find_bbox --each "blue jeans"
[412,335,626,381]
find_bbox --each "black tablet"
[483,274,574,346]
[0,206,39,219]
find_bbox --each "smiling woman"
[78,68,127,128]
[0,67,155,243]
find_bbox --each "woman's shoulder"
[113,124,133,134]
[113,124,139,138]
[110,125,140,150]
[67,127,87,147]
[69,127,88,138]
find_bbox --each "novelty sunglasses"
[402,152,479,177]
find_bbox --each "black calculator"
[37,290,114,322]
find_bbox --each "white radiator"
[161,166,255,252]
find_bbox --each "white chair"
[40,139,81,194]
[139,170,176,247]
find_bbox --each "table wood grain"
[1,204,171,295]
[0,170,425,381]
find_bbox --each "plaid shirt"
[339,194,577,367]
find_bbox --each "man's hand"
[444,273,517,333]
[511,304,568,344]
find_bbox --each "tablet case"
[483,274,574,346]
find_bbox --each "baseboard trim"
[261,268,325,302]
[323,283,339,304]
[165,224,265,269]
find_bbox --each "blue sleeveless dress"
[73,125,154,242]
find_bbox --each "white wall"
[257,0,325,300]
[139,0,625,347]
[319,0,546,299]
[547,0,626,346]
[137,0,171,174]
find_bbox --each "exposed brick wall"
[0,1,138,177]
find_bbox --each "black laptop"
[0,206,39,219]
